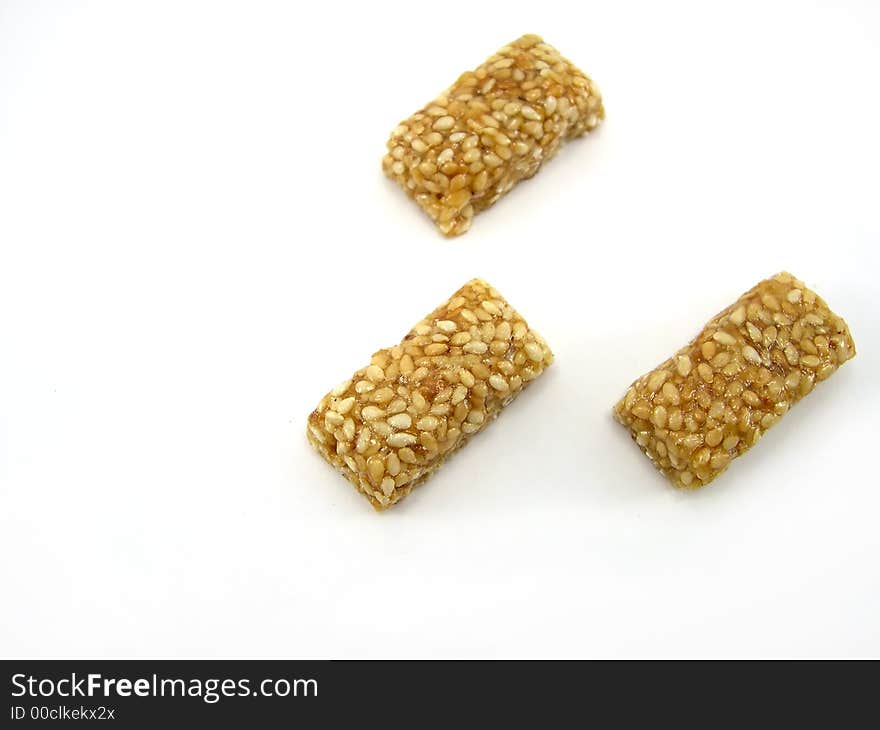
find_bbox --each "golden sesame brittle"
[383,34,603,236]
[308,279,553,509]
[614,272,856,488]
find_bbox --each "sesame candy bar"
[307,279,553,510]
[613,272,856,489]
[382,34,604,236]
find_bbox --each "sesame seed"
[387,433,417,448]
[741,345,762,365]
[361,406,385,421]
[652,405,667,428]
[676,355,692,377]
[647,370,669,393]
[365,365,385,383]
[331,380,351,397]
[433,115,456,131]
[367,456,385,484]
[463,341,488,354]
[387,413,412,430]
[712,331,737,346]
[524,342,544,362]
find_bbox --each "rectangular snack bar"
[613,272,856,488]
[307,279,553,509]
[382,34,604,236]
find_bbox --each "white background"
[1,0,878,658]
